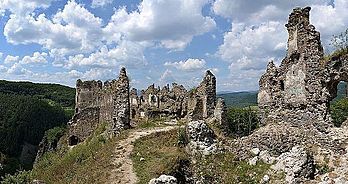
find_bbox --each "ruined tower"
[187,70,217,120]
[258,7,330,130]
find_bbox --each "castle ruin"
[68,68,220,145]
[258,7,348,131]
[67,68,130,145]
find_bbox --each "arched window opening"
[69,135,79,146]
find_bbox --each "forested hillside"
[217,91,258,107]
[0,80,75,108]
[0,81,75,178]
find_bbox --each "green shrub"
[316,164,333,175]
[45,126,66,144]
[32,123,118,184]
[225,107,259,137]
[331,28,348,52]
[1,170,32,184]
[177,128,188,147]
[330,98,348,127]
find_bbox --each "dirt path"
[108,126,180,184]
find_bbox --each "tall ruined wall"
[130,82,188,120]
[129,70,216,121]
[67,68,130,145]
[75,79,102,113]
[187,70,217,120]
[109,68,130,133]
[98,68,131,134]
[258,7,348,130]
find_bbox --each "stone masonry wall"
[187,70,217,121]
[68,68,219,145]
[67,68,130,145]
[258,7,348,130]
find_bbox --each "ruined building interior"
[67,68,221,146]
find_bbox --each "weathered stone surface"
[271,146,314,183]
[186,120,217,155]
[130,82,188,120]
[213,98,227,126]
[261,175,270,183]
[259,150,276,164]
[149,175,177,184]
[35,135,59,163]
[248,156,258,166]
[67,68,130,145]
[250,148,260,156]
[257,7,348,131]
[32,180,46,184]
[129,70,217,122]
[187,71,216,121]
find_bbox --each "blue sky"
[0,0,347,92]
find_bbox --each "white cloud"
[159,69,174,85]
[104,0,216,50]
[0,52,3,61]
[0,0,55,16]
[0,65,7,73]
[164,58,206,71]
[66,40,146,69]
[4,55,20,64]
[21,52,48,64]
[7,63,31,75]
[4,0,104,56]
[212,0,328,22]
[218,21,286,65]
[91,0,113,8]
[311,0,348,49]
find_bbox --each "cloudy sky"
[0,0,347,92]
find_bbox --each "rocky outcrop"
[186,120,217,155]
[271,146,314,183]
[149,175,177,184]
[213,98,227,126]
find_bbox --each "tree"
[331,28,348,52]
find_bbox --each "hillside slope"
[0,80,75,178]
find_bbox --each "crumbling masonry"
[258,7,348,130]
[67,68,130,145]
[68,68,221,145]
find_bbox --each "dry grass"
[32,124,130,184]
[131,129,188,184]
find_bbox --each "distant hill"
[0,80,75,108]
[217,91,258,108]
[0,80,75,177]
[218,82,347,108]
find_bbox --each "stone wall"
[68,107,100,145]
[187,70,217,121]
[258,7,348,130]
[130,82,188,120]
[67,68,130,145]
[68,68,219,145]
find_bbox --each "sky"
[0,0,347,92]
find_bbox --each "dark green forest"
[217,91,257,108]
[0,80,75,108]
[0,81,75,177]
